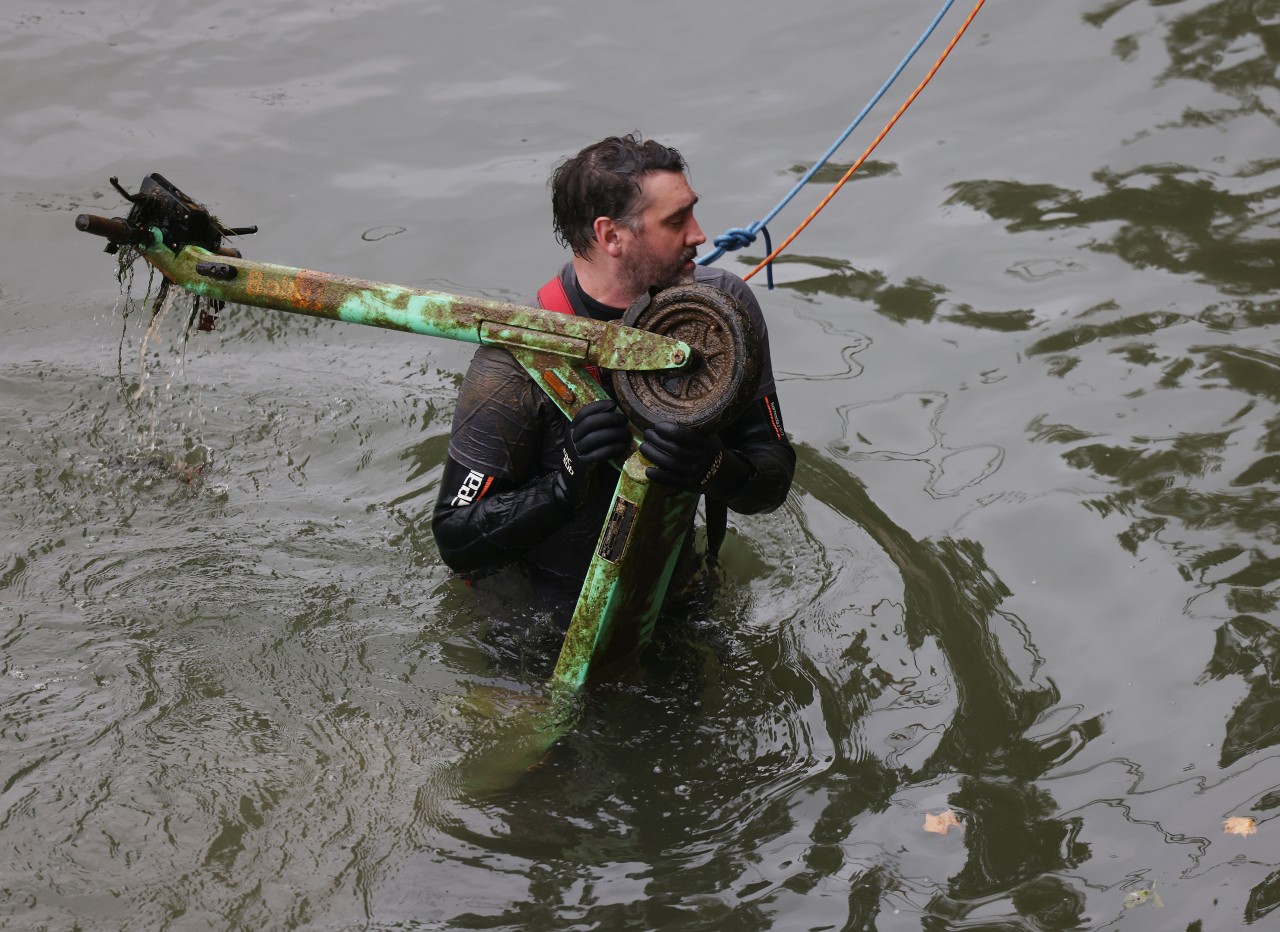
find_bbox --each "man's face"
[617,170,706,299]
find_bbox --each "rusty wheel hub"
[615,282,762,433]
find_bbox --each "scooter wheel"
[615,283,762,433]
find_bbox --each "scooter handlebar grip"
[75,213,140,243]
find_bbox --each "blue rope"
[699,0,960,288]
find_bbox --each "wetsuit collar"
[572,275,626,322]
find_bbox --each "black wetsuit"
[432,262,795,614]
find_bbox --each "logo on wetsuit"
[451,469,486,506]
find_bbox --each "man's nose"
[688,218,706,247]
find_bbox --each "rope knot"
[713,227,757,252]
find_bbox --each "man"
[432,134,794,618]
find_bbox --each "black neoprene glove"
[554,398,631,507]
[640,421,750,501]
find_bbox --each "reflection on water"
[791,449,1111,927]
[945,165,1280,298]
[834,392,1005,499]
[3,0,1280,927]
[779,254,951,325]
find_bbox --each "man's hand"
[554,399,631,507]
[640,421,748,500]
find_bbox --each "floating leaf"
[1224,816,1257,836]
[1124,881,1164,909]
[923,810,962,835]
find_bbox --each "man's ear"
[593,216,626,259]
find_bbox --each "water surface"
[2,0,1278,929]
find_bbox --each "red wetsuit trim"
[537,276,602,383]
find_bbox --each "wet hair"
[550,133,688,256]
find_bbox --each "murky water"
[3,0,1279,929]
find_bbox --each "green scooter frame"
[77,173,762,773]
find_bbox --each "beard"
[622,244,697,298]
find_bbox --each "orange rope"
[743,0,988,282]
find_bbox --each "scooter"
[77,173,763,781]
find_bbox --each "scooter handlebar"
[75,213,142,245]
[75,212,244,257]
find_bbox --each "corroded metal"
[615,282,763,432]
[551,451,698,693]
[137,236,691,382]
[77,173,749,785]
[74,173,691,395]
